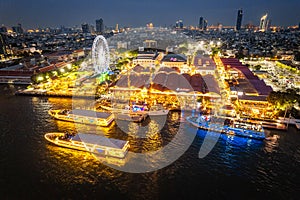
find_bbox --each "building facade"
[236,9,243,31]
[96,18,104,34]
[259,14,268,32]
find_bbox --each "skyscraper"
[203,20,208,30]
[0,25,7,33]
[175,20,183,29]
[81,23,90,33]
[259,14,268,32]
[0,33,7,57]
[179,20,183,29]
[12,23,23,34]
[236,9,243,31]
[199,17,204,30]
[96,18,104,34]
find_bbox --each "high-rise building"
[96,18,104,34]
[199,17,204,30]
[82,23,90,33]
[12,23,23,34]
[259,14,268,32]
[176,20,183,29]
[218,23,223,31]
[236,9,243,31]
[298,22,300,30]
[203,20,208,30]
[89,25,95,34]
[0,25,7,33]
[179,20,183,29]
[0,33,7,57]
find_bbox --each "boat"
[48,109,114,126]
[44,132,130,158]
[186,115,266,140]
[114,112,148,123]
[147,104,169,116]
[101,104,169,116]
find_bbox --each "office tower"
[179,20,183,29]
[176,20,183,29]
[89,25,95,34]
[203,20,208,30]
[0,25,7,33]
[82,23,89,33]
[218,23,223,31]
[259,14,268,32]
[298,22,300,30]
[96,18,104,34]
[199,17,204,30]
[12,23,23,34]
[175,21,179,28]
[236,9,243,31]
[0,33,7,57]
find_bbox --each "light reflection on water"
[1,85,300,199]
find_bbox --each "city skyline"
[0,0,300,29]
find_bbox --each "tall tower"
[175,20,183,29]
[0,25,7,33]
[203,20,208,30]
[259,14,268,32]
[179,20,183,29]
[81,23,90,33]
[0,33,7,57]
[96,18,104,34]
[12,23,23,34]
[236,9,243,31]
[199,17,204,30]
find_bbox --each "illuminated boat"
[114,112,148,123]
[102,104,169,116]
[44,132,130,158]
[48,109,114,126]
[142,104,169,116]
[186,116,266,140]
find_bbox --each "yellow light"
[60,68,65,73]
[37,76,44,81]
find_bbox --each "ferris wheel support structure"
[91,35,110,74]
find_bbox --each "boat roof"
[69,109,112,119]
[72,133,128,149]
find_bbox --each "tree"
[268,90,300,111]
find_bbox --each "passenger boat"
[44,132,130,158]
[101,104,169,116]
[186,115,266,140]
[114,112,148,123]
[48,109,114,126]
[147,104,169,116]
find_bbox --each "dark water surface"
[1,84,300,199]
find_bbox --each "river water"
[0,84,300,199]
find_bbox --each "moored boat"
[48,109,114,126]
[186,115,266,140]
[44,132,130,158]
[101,104,169,116]
[147,104,169,116]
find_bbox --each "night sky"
[0,0,299,29]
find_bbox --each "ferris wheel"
[92,35,110,74]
